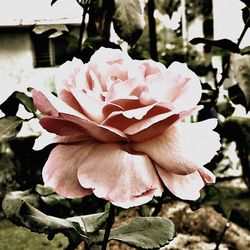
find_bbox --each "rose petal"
[156,165,215,200]
[102,102,124,117]
[42,143,94,198]
[77,143,163,208]
[90,47,130,65]
[33,132,90,151]
[105,78,138,102]
[132,119,221,174]
[55,58,84,93]
[125,112,180,142]
[167,62,202,110]
[32,90,58,116]
[59,113,127,142]
[110,97,143,110]
[58,89,83,113]
[102,103,172,132]
[40,116,88,136]
[70,87,105,123]
[135,59,166,77]
[124,107,197,142]
[32,89,86,119]
[144,63,202,111]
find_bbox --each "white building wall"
[213,0,250,48]
[0,29,57,104]
[0,30,34,86]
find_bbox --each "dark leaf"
[51,0,59,6]
[231,55,250,111]
[0,116,23,141]
[240,46,250,55]
[190,38,240,53]
[80,36,121,63]
[113,0,145,46]
[228,84,248,110]
[242,7,250,26]
[216,99,235,118]
[240,0,250,8]
[15,91,36,114]
[0,92,19,116]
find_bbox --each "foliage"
[2,187,175,250]
[113,0,145,46]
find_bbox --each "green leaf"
[0,116,23,141]
[2,190,86,247]
[35,184,54,196]
[15,91,36,114]
[190,38,240,53]
[91,217,175,249]
[41,194,71,208]
[68,211,109,234]
[113,0,145,46]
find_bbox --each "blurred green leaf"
[0,116,23,141]
[190,38,240,53]
[216,99,235,118]
[35,184,54,196]
[240,46,250,55]
[231,55,250,111]
[15,91,36,114]
[113,0,145,46]
[41,194,71,208]
[219,199,232,219]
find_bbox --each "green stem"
[78,6,88,53]
[237,22,249,47]
[214,221,230,250]
[151,196,164,216]
[217,22,249,88]
[101,204,115,250]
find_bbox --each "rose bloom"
[32,47,220,209]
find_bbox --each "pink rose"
[32,47,220,208]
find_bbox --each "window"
[32,29,78,67]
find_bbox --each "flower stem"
[101,204,115,250]
[151,195,164,216]
[214,221,230,250]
